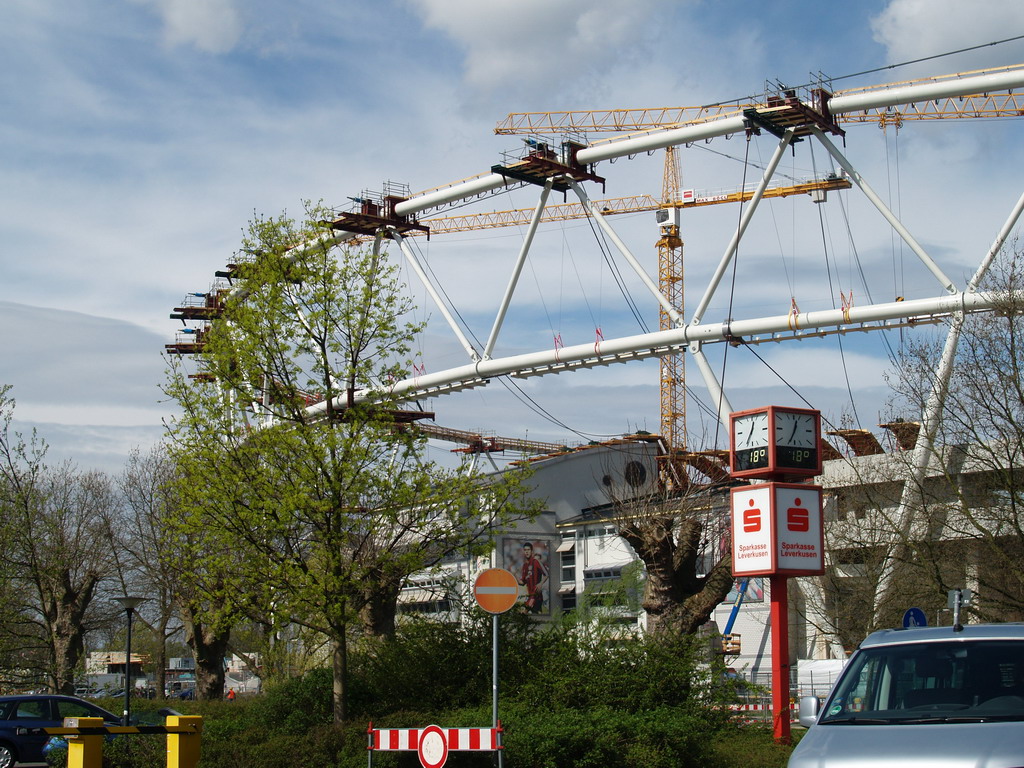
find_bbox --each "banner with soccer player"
[502,538,552,616]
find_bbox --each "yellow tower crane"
[493,64,1024,135]
[657,146,685,451]
[398,173,853,459]
[489,62,1024,453]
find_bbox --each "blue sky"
[3,0,1024,472]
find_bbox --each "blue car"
[0,694,119,767]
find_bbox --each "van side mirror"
[798,695,820,728]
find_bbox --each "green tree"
[163,205,533,722]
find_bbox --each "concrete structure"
[401,427,1022,697]
[399,436,665,627]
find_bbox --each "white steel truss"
[177,64,1024,638]
[292,66,1024,430]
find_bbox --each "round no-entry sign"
[417,725,448,768]
[473,568,519,614]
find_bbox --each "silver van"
[788,623,1024,768]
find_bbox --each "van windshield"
[820,640,1024,724]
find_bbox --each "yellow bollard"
[166,715,203,768]
[64,716,104,768]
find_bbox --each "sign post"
[730,482,824,743]
[473,568,519,768]
[729,407,825,745]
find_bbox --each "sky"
[3,0,1024,474]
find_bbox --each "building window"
[397,599,452,615]
[559,540,576,584]
[583,567,623,602]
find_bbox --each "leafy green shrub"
[512,629,713,713]
[497,703,720,768]
[200,722,362,768]
[348,610,553,716]
[709,723,797,768]
[68,613,793,767]
[247,667,335,734]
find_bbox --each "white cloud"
[129,0,243,53]
[871,1,1024,71]
[406,0,663,98]
[13,404,171,428]
[4,0,1023,472]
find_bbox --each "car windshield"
[820,640,1024,724]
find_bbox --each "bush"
[55,614,793,767]
[248,667,335,734]
[496,703,722,768]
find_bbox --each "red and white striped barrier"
[367,722,503,768]
[727,704,800,724]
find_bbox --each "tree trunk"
[331,633,347,724]
[359,578,401,638]
[45,573,98,694]
[182,612,230,700]
[154,614,170,697]
[619,516,734,636]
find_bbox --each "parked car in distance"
[0,694,119,768]
[788,623,1024,768]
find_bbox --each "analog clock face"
[733,412,769,450]
[774,411,816,447]
[773,409,819,472]
[732,411,770,473]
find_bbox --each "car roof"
[0,694,118,717]
[861,622,1024,649]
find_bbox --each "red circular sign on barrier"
[417,725,448,768]
[473,568,519,614]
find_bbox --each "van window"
[820,640,1024,723]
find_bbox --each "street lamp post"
[114,596,146,726]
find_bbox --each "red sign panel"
[731,482,825,576]
[473,568,520,614]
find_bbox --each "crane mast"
[658,146,686,452]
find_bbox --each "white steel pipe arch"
[392,68,1024,217]
[302,290,1016,417]
[213,65,1024,437]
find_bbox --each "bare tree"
[794,251,1024,650]
[609,455,736,636]
[0,387,117,692]
[114,445,185,697]
[885,279,1024,625]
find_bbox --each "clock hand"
[788,421,798,442]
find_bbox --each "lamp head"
[114,596,146,612]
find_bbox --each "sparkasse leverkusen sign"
[473,568,520,614]
[731,482,825,576]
